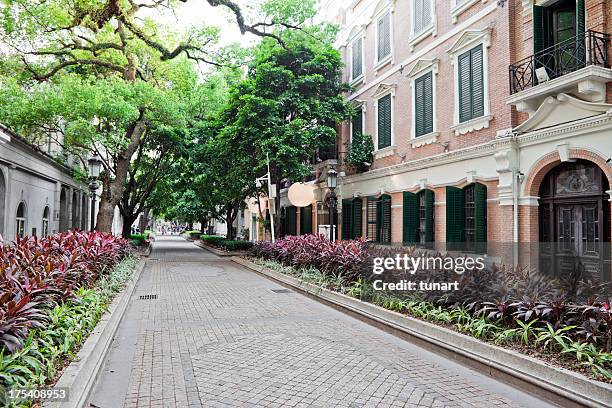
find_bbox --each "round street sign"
[287,183,315,207]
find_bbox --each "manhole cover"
[270,289,292,294]
[139,294,158,300]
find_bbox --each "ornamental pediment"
[514,93,612,133]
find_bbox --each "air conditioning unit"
[535,67,550,83]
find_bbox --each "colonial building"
[276,0,612,283]
[0,123,91,239]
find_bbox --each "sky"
[142,0,263,47]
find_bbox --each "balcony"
[507,30,611,114]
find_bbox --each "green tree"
[0,0,294,232]
[214,15,353,236]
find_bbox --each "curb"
[232,256,612,408]
[45,257,147,408]
[194,240,246,257]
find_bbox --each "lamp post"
[255,153,276,243]
[88,155,102,231]
[327,166,338,242]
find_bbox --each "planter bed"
[233,256,612,408]
[0,232,136,408]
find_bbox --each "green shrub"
[188,231,202,239]
[218,240,253,251]
[201,235,225,246]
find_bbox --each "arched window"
[16,202,26,238]
[42,206,50,236]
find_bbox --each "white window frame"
[374,7,394,71]
[451,0,487,24]
[42,206,49,236]
[448,28,493,136]
[349,31,366,85]
[405,59,440,147]
[372,84,396,158]
[409,0,436,47]
[16,201,26,238]
[349,101,367,144]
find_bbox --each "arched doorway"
[539,160,611,282]
[59,188,68,231]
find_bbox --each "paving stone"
[89,236,553,408]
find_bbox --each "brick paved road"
[89,236,557,408]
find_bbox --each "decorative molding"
[404,58,439,79]
[408,25,436,49]
[450,115,493,136]
[373,145,397,159]
[447,27,492,58]
[556,143,570,162]
[514,93,612,133]
[371,82,396,99]
[451,0,487,24]
[411,131,440,148]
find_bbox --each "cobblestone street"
[89,236,556,408]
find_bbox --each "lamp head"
[88,154,102,179]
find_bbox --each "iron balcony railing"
[509,30,610,94]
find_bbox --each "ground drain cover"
[271,289,292,294]
[139,294,158,300]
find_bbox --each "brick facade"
[278,0,612,274]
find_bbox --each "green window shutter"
[415,72,433,137]
[423,72,433,135]
[352,111,362,141]
[366,197,378,240]
[286,206,297,236]
[446,186,465,245]
[377,12,391,61]
[301,205,312,235]
[576,0,586,65]
[458,51,472,123]
[459,46,484,123]
[402,191,418,243]
[352,198,363,238]
[424,189,435,243]
[414,0,424,35]
[473,183,487,252]
[576,0,585,34]
[342,200,353,240]
[414,75,425,137]
[471,45,484,119]
[377,94,392,149]
[533,6,545,55]
[379,195,392,243]
[352,37,363,79]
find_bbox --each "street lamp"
[88,155,102,231]
[327,166,338,242]
[255,153,276,243]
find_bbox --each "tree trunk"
[121,215,137,238]
[95,111,147,233]
[199,216,206,234]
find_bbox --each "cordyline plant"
[251,235,367,283]
[0,231,130,353]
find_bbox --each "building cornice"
[342,113,612,186]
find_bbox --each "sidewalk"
[88,236,556,408]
